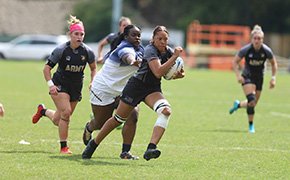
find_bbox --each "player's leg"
[120,105,139,160]
[143,92,171,161]
[242,84,256,133]
[82,100,135,159]
[51,92,76,154]
[82,103,114,145]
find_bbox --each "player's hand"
[97,57,104,64]
[174,46,183,57]
[130,60,142,68]
[49,85,59,95]
[237,75,244,84]
[88,83,93,90]
[269,79,275,89]
[172,68,185,79]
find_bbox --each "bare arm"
[149,46,183,79]
[232,55,244,84]
[121,53,142,67]
[269,57,277,89]
[43,65,59,95]
[97,38,109,63]
[88,61,98,90]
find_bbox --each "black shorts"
[242,75,264,91]
[51,73,83,102]
[120,77,162,107]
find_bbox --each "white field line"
[270,111,290,118]
[38,139,290,153]
[218,147,290,153]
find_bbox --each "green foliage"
[1,60,290,179]
[72,0,113,42]
[71,0,290,42]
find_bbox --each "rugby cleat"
[83,122,92,145]
[249,124,255,133]
[32,104,45,124]
[229,100,240,114]
[82,139,97,159]
[143,149,161,161]
[119,151,139,160]
[60,147,73,154]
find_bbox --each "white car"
[0,34,69,60]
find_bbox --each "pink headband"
[70,23,85,33]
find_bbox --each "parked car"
[0,34,69,60]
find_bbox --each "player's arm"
[43,61,59,95]
[232,55,244,84]
[97,38,109,62]
[149,47,182,79]
[121,53,141,67]
[88,61,98,90]
[269,57,277,89]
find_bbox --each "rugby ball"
[163,57,184,80]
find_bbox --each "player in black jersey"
[97,16,131,63]
[229,25,277,133]
[32,15,97,154]
[82,26,185,160]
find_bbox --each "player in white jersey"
[83,25,144,159]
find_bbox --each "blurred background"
[0,0,290,72]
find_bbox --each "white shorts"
[89,75,121,106]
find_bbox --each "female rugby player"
[229,25,277,133]
[83,25,143,160]
[82,25,185,161]
[32,15,97,154]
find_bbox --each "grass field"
[0,60,290,180]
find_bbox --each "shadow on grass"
[50,154,151,166]
[0,150,54,154]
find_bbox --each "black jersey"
[48,41,95,82]
[133,43,174,85]
[106,32,120,50]
[238,43,274,78]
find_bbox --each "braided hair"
[111,24,141,51]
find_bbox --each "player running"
[32,15,97,154]
[82,26,185,161]
[83,25,143,160]
[229,25,277,133]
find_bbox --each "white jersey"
[90,40,144,106]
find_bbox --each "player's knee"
[153,99,171,114]
[153,99,171,129]
[247,105,255,115]
[161,107,171,116]
[61,109,72,120]
[127,108,139,124]
[246,93,256,107]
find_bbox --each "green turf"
[0,60,289,179]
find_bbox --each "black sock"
[60,141,67,149]
[40,109,47,116]
[89,139,98,148]
[147,143,156,150]
[122,144,131,153]
[249,121,253,125]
